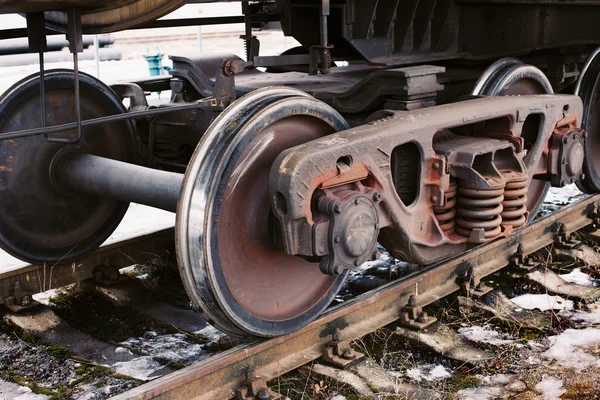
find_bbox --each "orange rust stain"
[6,156,13,163]
[0,166,13,172]
[8,140,17,147]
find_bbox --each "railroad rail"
[101,194,600,400]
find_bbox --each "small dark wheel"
[176,87,350,337]
[472,58,553,219]
[0,70,137,263]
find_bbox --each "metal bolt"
[333,202,342,213]
[319,246,325,254]
[417,312,429,323]
[333,328,342,341]
[432,162,440,170]
[342,347,356,360]
[21,295,31,307]
[431,195,439,203]
[372,251,381,260]
[408,295,417,307]
[525,258,535,267]
[373,192,382,202]
[354,198,360,205]
[222,60,235,76]
[170,79,184,93]
[257,388,270,400]
[334,236,341,243]
[354,259,362,266]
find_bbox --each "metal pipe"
[55,152,183,212]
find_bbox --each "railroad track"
[1,193,599,399]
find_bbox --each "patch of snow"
[456,374,523,400]
[121,332,209,365]
[114,347,133,355]
[14,389,48,400]
[10,386,49,400]
[543,327,600,369]
[511,294,574,311]
[535,377,565,400]
[194,325,225,341]
[459,325,514,345]
[112,356,163,381]
[539,184,586,216]
[456,386,502,400]
[558,268,595,286]
[564,302,600,324]
[405,364,451,381]
[32,289,62,305]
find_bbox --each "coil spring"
[243,38,250,61]
[501,173,528,229]
[456,187,504,239]
[434,180,457,234]
[320,48,332,72]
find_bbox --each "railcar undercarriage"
[2,0,600,337]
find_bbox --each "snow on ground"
[569,303,600,324]
[458,325,514,345]
[404,364,452,381]
[511,294,574,311]
[558,268,597,286]
[543,328,600,370]
[0,380,49,400]
[456,374,524,400]
[121,331,208,365]
[111,356,163,381]
[538,184,586,216]
[534,376,566,400]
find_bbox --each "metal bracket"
[321,328,364,368]
[586,205,600,231]
[460,267,493,299]
[235,376,281,400]
[511,244,542,273]
[554,223,581,249]
[92,263,127,286]
[3,282,41,312]
[399,295,437,330]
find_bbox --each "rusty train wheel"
[575,48,600,194]
[0,70,136,263]
[177,87,350,337]
[472,58,553,219]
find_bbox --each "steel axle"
[54,151,183,213]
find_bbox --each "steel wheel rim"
[575,48,600,194]
[0,69,135,263]
[177,88,350,337]
[472,59,552,219]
